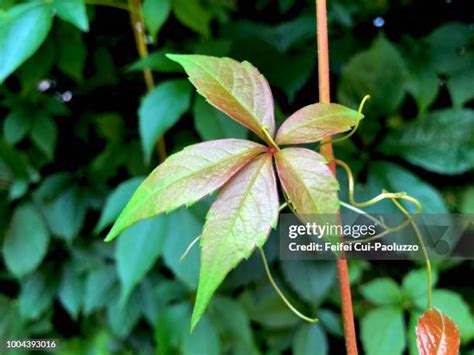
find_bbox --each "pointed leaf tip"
[416,308,460,355]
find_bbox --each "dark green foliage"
[0,0,473,353]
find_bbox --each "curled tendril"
[336,159,432,309]
[179,227,318,323]
[259,247,318,323]
[320,94,370,148]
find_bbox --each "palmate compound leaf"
[275,148,339,215]
[166,54,276,144]
[191,153,279,329]
[416,308,460,355]
[105,139,266,241]
[275,102,361,145]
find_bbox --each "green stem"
[259,247,318,323]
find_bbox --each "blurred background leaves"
[0,0,473,354]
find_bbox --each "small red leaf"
[416,308,460,355]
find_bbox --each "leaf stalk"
[259,247,318,324]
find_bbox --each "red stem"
[316,1,358,354]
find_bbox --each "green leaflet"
[105,139,265,241]
[361,307,406,355]
[276,102,361,145]
[143,0,170,40]
[191,154,278,329]
[338,35,407,118]
[381,109,474,175]
[52,0,89,32]
[3,203,49,278]
[138,79,192,164]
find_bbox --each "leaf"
[0,138,31,180]
[116,215,167,304]
[3,110,31,145]
[293,324,328,355]
[52,0,89,32]
[183,314,221,355]
[209,296,256,352]
[0,3,53,81]
[402,269,438,302]
[18,273,56,321]
[34,184,88,241]
[155,302,191,354]
[337,35,407,117]
[83,265,116,315]
[105,139,265,241]
[95,177,144,233]
[427,22,473,75]
[280,260,336,303]
[416,308,460,355]
[127,50,182,72]
[401,39,439,114]
[2,203,49,278]
[163,208,201,289]
[275,147,339,215]
[58,263,84,319]
[106,289,142,338]
[447,64,474,108]
[416,290,474,343]
[360,278,402,306]
[56,21,87,82]
[239,285,300,329]
[381,109,474,175]
[143,0,170,40]
[171,0,211,37]
[139,79,192,163]
[318,309,343,337]
[361,307,406,355]
[276,102,361,145]
[167,54,276,143]
[191,153,279,329]
[30,114,57,160]
[18,271,57,321]
[193,96,248,141]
